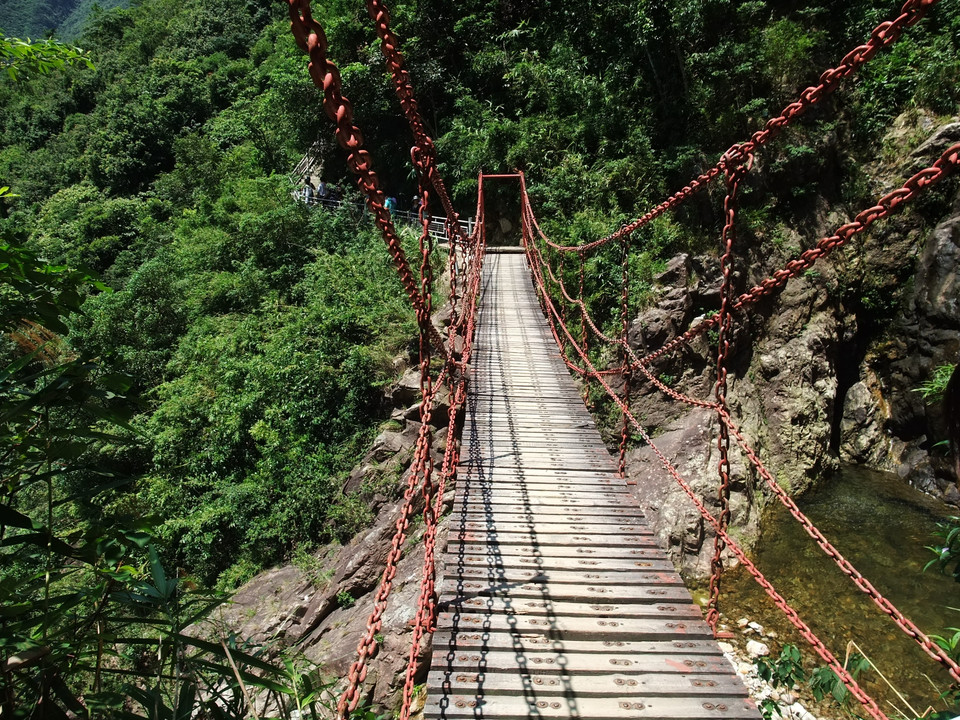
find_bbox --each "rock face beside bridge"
[626,116,960,579]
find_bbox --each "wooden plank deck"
[424,253,760,719]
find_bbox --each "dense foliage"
[1,0,959,714]
[0,0,424,589]
[1,0,958,588]
[0,0,129,41]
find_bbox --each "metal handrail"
[297,191,474,241]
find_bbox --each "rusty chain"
[365,0,469,245]
[339,214,485,719]
[396,176,437,719]
[636,142,960,366]
[578,251,592,406]
[287,0,447,359]
[707,149,752,631]
[399,204,487,719]
[528,194,720,408]
[717,407,960,682]
[618,236,632,480]
[522,213,888,720]
[287,0,493,706]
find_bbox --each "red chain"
[718,408,960,683]
[399,216,487,720]
[618,237,632,480]
[527,195,717,408]
[706,150,752,631]
[731,142,960,311]
[335,402,433,717]
[542,0,939,254]
[396,174,437,716]
[521,204,887,720]
[365,0,469,245]
[287,0,494,707]
[287,0,447,359]
[578,252,592,406]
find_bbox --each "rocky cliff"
[628,114,960,580]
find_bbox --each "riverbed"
[723,465,959,718]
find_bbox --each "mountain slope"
[0,0,128,40]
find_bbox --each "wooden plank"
[452,493,630,505]
[454,481,627,494]
[454,481,626,494]
[452,495,640,508]
[430,633,726,656]
[454,485,626,496]
[432,650,736,675]
[458,459,618,471]
[428,671,751,697]
[452,520,648,534]
[454,511,645,525]
[422,693,760,719]
[432,612,714,640]
[445,555,681,573]
[464,392,591,404]
[463,427,608,439]
[439,597,705,620]
[445,543,672,563]
[459,464,616,476]
[462,442,614,455]
[440,579,696,602]
[461,450,615,462]
[449,503,647,518]
[448,531,659,547]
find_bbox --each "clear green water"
[725,465,960,717]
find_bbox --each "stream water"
[724,465,960,717]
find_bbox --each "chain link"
[365,0,468,245]
[398,203,487,719]
[521,196,887,719]
[634,143,960,366]
[707,151,752,631]
[718,408,960,681]
[287,0,448,359]
[618,236,632,480]
[288,0,494,703]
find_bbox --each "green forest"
[2,0,960,716]
[0,0,130,41]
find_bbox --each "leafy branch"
[0,31,94,82]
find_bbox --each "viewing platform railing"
[299,191,474,242]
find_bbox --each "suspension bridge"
[424,250,760,718]
[285,0,960,718]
